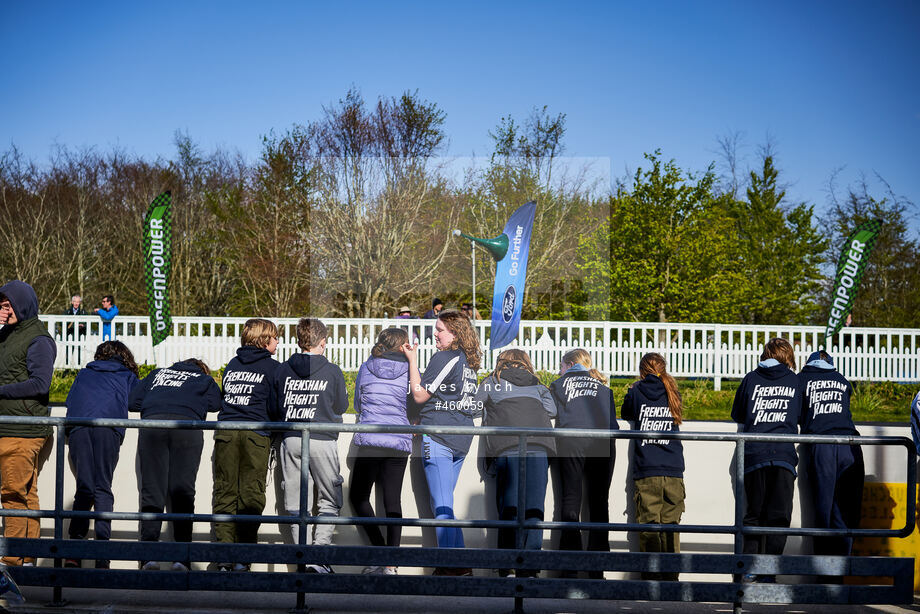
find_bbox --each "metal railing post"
[295,427,311,613]
[733,438,745,614]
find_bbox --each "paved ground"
[3,587,920,614]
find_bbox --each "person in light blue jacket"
[349,328,411,574]
[94,295,119,340]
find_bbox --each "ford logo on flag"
[502,285,516,323]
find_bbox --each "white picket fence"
[42,315,920,388]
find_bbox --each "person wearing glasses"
[0,280,57,566]
[94,295,118,340]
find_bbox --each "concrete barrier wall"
[30,410,913,576]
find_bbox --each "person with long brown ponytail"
[548,348,617,578]
[620,352,685,580]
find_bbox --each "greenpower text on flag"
[143,191,172,346]
[823,218,882,345]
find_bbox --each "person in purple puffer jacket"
[349,328,412,575]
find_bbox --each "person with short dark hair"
[94,295,118,341]
[64,340,140,569]
[0,280,56,566]
[273,318,348,573]
[423,298,443,319]
[731,337,803,566]
[129,357,222,571]
[799,350,863,558]
[212,318,280,572]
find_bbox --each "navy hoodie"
[66,357,140,438]
[128,359,222,420]
[273,352,348,441]
[549,367,618,457]
[798,364,856,435]
[731,361,802,474]
[218,346,280,436]
[621,374,684,479]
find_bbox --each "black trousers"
[348,446,409,547]
[556,443,615,552]
[810,443,864,556]
[743,466,795,555]
[138,417,203,543]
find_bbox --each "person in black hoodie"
[65,340,140,569]
[798,350,863,557]
[475,349,556,577]
[731,337,803,563]
[129,357,222,571]
[621,352,685,580]
[549,348,617,578]
[273,318,347,573]
[0,280,56,566]
[212,319,280,572]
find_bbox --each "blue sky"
[2,1,919,220]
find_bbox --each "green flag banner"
[823,218,882,345]
[143,191,172,346]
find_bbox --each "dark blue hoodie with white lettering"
[798,359,856,436]
[621,374,684,479]
[218,346,280,436]
[731,360,802,475]
[273,352,348,441]
[128,359,222,420]
[549,365,617,457]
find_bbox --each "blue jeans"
[494,451,549,550]
[421,435,466,548]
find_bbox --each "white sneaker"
[383,566,398,575]
[21,562,34,567]
[305,564,333,574]
[171,561,190,572]
[141,561,159,571]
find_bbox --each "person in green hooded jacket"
[0,280,56,566]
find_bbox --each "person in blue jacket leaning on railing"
[798,350,863,558]
[731,337,803,569]
[94,295,118,341]
[64,340,140,569]
[129,357,222,572]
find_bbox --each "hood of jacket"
[235,345,273,365]
[288,352,331,379]
[0,280,39,322]
[498,366,540,387]
[634,374,667,401]
[171,359,207,374]
[366,351,408,380]
[754,361,793,380]
[86,357,132,374]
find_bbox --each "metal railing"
[0,415,915,612]
[42,315,920,386]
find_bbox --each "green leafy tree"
[579,151,745,323]
[726,155,827,324]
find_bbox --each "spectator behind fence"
[475,348,556,578]
[731,337,802,578]
[423,298,443,319]
[401,309,480,576]
[273,318,348,574]
[0,280,56,567]
[64,341,140,569]
[62,294,87,339]
[129,357,222,572]
[549,348,616,579]
[350,327,412,575]
[94,295,118,341]
[212,319,280,573]
[620,352,685,581]
[799,350,864,559]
